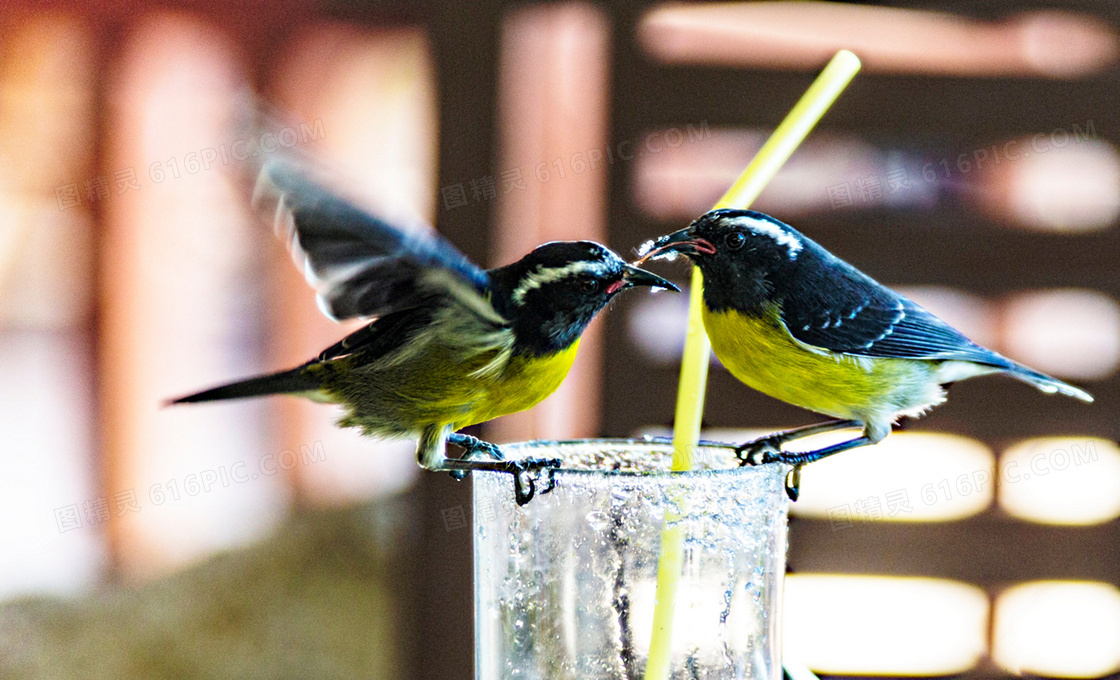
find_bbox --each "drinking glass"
[474,439,789,680]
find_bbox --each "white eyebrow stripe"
[511,260,607,304]
[731,215,802,258]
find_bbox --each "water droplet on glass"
[585,510,609,531]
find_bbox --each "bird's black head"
[490,241,677,356]
[640,209,806,312]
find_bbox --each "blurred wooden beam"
[640,2,1119,78]
[267,24,435,506]
[489,2,612,444]
[99,12,286,577]
[0,13,104,597]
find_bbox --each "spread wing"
[779,253,1009,366]
[255,158,502,325]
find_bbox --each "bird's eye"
[725,231,746,250]
[580,278,600,294]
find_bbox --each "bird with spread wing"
[171,159,676,504]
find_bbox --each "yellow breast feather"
[701,304,937,422]
[456,339,582,429]
[325,337,582,436]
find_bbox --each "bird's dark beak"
[621,264,679,292]
[637,227,717,263]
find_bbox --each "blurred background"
[1,0,1118,678]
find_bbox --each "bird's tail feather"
[167,366,320,405]
[1004,363,1094,403]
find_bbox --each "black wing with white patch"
[256,158,495,322]
[778,248,1009,366]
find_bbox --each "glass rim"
[494,437,790,480]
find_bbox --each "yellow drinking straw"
[643,50,862,680]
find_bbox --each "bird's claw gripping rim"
[734,437,803,501]
[446,433,505,481]
[509,458,561,506]
[784,465,802,501]
[442,434,559,504]
[646,435,801,499]
[439,456,560,505]
[735,437,783,467]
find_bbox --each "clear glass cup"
[474,439,789,680]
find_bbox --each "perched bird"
[171,160,676,504]
[640,208,1092,498]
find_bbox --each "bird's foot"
[438,457,560,506]
[509,457,561,506]
[735,435,803,500]
[735,434,785,467]
[652,434,802,500]
[446,433,505,480]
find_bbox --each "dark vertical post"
[415,2,503,679]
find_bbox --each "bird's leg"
[733,420,864,501]
[773,435,873,501]
[434,431,560,506]
[650,420,870,499]
[776,435,872,466]
[735,419,861,466]
[646,419,860,470]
